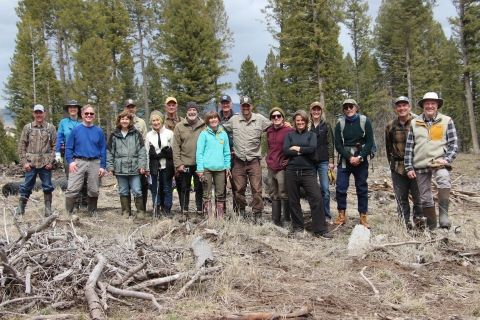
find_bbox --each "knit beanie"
[186,101,199,113]
[269,107,285,119]
[150,110,163,124]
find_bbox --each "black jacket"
[283,129,317,171]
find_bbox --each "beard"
[187,114,197,121]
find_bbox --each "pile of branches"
[0,212,221,319]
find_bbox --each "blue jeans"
[151,169,173,207]
[20,166,54,197]
[313,161,331,219]
[116,175,142,197]
[336,160,369,213]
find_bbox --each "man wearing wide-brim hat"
[404,92,458,230]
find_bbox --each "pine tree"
[145,56,164,112]
[157,0,220,112]
[236,56,265,114]
[262,50,283,113]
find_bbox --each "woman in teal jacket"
[196,110,231,218]
[106,111,147,219]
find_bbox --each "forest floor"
[1,154,480,320]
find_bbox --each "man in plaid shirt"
[385,96,426,229]
[16,104,57,216]
[404,92,458,230]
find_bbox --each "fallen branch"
[25,265,32,294]
[217,303,313,319]
[360,266,379,297]
[3,207,9,244]
[129,266,222,291]
[175,269,202,299]
[128,223,151,243]
[372,237,446,250]
[15,213,58,247]
[110,261,147,287]
[0,296,49,308]
[85,254,107,320]
[105,283,162,311]
[459,251,480,257]
[29,315,76,320]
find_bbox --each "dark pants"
[179,165,203,212]
[224,153,237,211]
[141,174,149,209]
[336,160,369,213]
[285,169,328,234]
[232,158,263,213]
[20,166,54,197]
[391,170,423,223]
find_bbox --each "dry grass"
[1,155,480,319]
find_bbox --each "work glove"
[55,152,62,163]
[429,159,452,171]
[328,169,336,185]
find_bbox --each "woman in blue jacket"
[196,111,231,218]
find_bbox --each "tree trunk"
[137,20,149,121]
[405,44,412,103]
[312,0,325,107]
[56,29,68,104]
[30,26,37,105]
[459,0,480,154]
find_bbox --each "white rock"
[347,225,371,256]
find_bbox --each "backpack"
[338,115,376,159]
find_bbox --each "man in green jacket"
[172,102,205,220]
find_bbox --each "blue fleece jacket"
[56,117,82,152]
[66,124,107,168]
[196,125,231,172]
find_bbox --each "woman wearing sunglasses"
[265,107,294,226]
[334,99,374,229]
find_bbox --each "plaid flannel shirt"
[18,122,57,168]
[404,115,458,173]
[385,116,413,176]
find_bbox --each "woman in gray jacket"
[106,111,147,218]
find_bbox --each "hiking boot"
[44,193,52,217]
[120,196,130,216]
[359,213,371,229]
[293,229,306,239]
[314,232,333,239]
[334,210,346,225]
[15,196,28,215]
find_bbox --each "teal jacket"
[196,125,231,172]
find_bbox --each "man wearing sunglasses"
[65,105,107,216]
[334,99,374,229]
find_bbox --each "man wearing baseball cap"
[164,97,184,131]
[16,104,57,216]
[223,96,272,223]
[385,96,425,229]
[405,92,458,230]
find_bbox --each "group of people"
[16,91,458,237]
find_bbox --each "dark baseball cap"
[240,96,252,106]
[220,95,232,102]
[395,96,410,105]
[123,99,136,107]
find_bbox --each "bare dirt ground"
[1,154,480,319]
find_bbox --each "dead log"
[129,266,222,291]
[217,303,313,319]
[29,315,76,320]
[85,254,107,320]
[190,236,214,268]
[104,282,162,311]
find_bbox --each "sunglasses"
[84,112,95,116]
[270,114,282,119]
[343,105,355,110]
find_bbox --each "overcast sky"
[0,0,455,125]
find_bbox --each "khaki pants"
[65,159,101,198]
[415,168,450,208]
[202,169,226,202]
[267,167,288,200]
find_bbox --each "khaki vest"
[411,112,451,169]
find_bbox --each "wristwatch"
[358,156,364,162]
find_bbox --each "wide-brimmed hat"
[418,92,443,108]
[63,100,82,112]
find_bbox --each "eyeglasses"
[343,105,355,110]
[270,114,282,119]
[84,112,95,116]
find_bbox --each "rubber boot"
[16,196,28,215]
[80,183,88,209]
[254,212,263,225]
[282,200,291,222]
[164,206,172,219]
[438,188,452,229]
[120,196,130,216]
[271,200,282,226]
[44,193,52,217]
[359,213,371,229]
[334,210,346,225]
[134,196,145,219]
[216,201,225,219]
[65,197,76,214]
[87,197,99,216]
[422,206,437,230]
[203,201,212,218]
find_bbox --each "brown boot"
[334,210,346,225]
[16,196,29,215]
[65,197,76,214]
[359,213,371,229]
[422,206,437,230]
[134,196,145,219]
[87,197,99,216]
[216,201,225,219]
